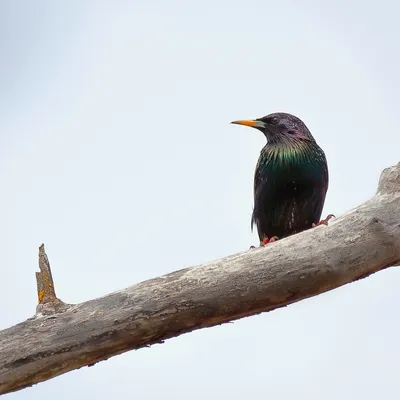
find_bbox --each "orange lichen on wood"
[35,244,58,305]
[38,289,45,303]
[35,244,69,315]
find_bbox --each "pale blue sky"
[1,1,400,399]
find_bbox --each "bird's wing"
[251,156,269,232]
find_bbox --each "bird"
[231,112,333,246]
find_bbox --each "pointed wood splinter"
[35,244,69,314]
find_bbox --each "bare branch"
[0,163,399,395]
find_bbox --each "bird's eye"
[270,117,279,125]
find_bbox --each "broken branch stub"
[35,244,70,315]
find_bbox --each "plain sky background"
[1,0,400,398]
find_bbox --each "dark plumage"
[231,112,329,243]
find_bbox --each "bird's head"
[231,112,315,144]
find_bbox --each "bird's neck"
[263,138,316,160]
[259,139,327,179]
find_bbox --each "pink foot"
[250,236,279,249]
[312,214,335,228]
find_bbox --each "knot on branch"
[377,162,400,195]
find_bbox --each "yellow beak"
[230,119,266,129]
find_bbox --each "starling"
[231,112,332,246]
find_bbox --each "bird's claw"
[249,236,279,249]
[262,236,279,245]
[312,214,335,228]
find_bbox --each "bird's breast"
[260,144,327,184]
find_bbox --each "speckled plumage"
[232,112,329,242]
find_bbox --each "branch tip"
[377,162,400,195]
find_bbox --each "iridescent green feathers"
[252,138,328,239]
[231,112,329,242]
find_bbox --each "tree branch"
[1,163,400,395]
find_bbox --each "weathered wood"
[1,163,400,395]
[36,244,69,315]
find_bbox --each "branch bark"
[1,163,400,395]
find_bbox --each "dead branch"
[0,163,399,395]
